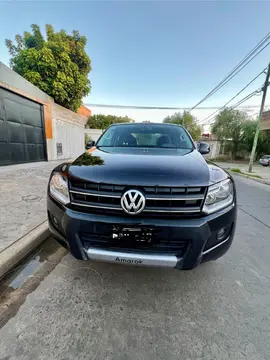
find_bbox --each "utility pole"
[248,63,270,173]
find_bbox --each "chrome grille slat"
[70,189,204,201]
[144,206,201,213]
[186,187,202,193]
[71,202,122,211]
[70,190,121,198]
[146,194,204,200]
[69,179,206,215]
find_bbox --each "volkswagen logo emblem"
[121,190,146,215]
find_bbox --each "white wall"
[52,119,84,159]
[0,62,52,103]
[85,129,103,142]
[49,103,88,160]
[203,140,220,159]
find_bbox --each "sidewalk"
[0,161,63,253]
[214,161,270,184]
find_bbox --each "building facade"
[0,62,91,166]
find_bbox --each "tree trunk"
[232,142,238,161]
[222,141,225,155]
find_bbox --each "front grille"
[80,232,188,256]
[69,179,207,216]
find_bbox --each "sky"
[0,0,270,127]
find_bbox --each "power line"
[85,103,213,110]
[189,36,270,112]
[85,103,264,110]
[231,90,261,109]
[207,90,262,125]
[188,32,270,112]
[208,42,269,97]
[198,68,266,124]
[207,92,261,124]
[190,41,269,113]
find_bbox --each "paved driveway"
[1,176,270,360]
[0,161,63,252]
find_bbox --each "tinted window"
[97,124,194,149]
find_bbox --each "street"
[1,175,270,360]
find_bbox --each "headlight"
[49,173,70,205]
[203,179,234,214]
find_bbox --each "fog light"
[217,227,227,241]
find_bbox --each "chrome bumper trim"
[85,248,178,268]
[202,236,230,255]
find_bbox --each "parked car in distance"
[259,155,270,166]
[47,123,237,270]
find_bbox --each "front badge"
[120,189,146,215]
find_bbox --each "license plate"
[112,227,153,243]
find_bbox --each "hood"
[67,147,228,187]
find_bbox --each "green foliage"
[163,111,202,140]
[5,24,91,111]
[212,108,270,160]
[84,133,93,148]
[211,108,249,160]
[75,153,104,166]
[230,168,241,173]
[241,120,270,159]
[87,114,134,130]
[248,174,262,179]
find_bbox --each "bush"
[84,133,92,148]
[230,168,241,173]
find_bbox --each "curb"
[211,162,270,186]
[226,170,270,186]
[0,221,49,280]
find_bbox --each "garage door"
[0,88,47,165]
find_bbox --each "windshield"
[96,124,194,149]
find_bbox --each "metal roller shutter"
[0,88,47,165]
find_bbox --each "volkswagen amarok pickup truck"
[47,123,236,270]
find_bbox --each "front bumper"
[47,196,236,270]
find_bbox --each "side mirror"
[197,142,210,155]
[86,140,95,150]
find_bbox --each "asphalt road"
[1,176,270,360]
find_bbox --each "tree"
[163,111,202,140]
[74,152,104,166]
[242,120,270,159]
[87,114,134,130]
[5,24,91,111]
[211,108,249,160]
